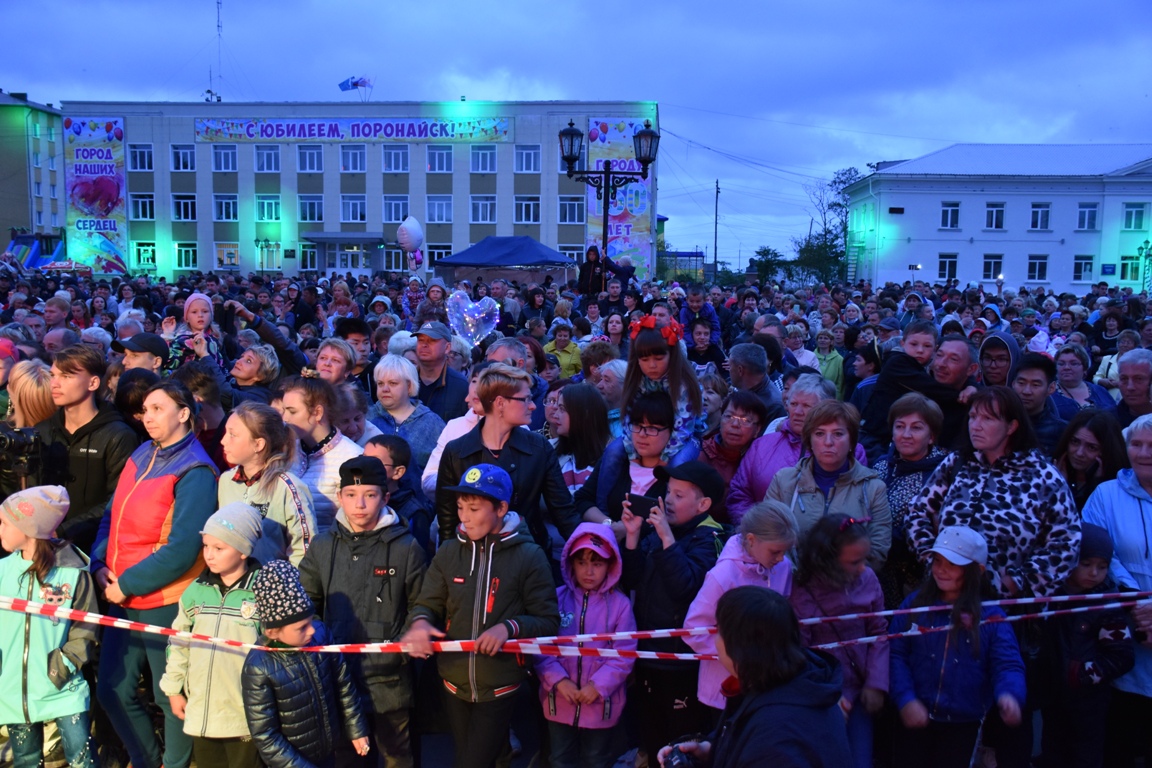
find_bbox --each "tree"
[787,166,864,287]
[749,246,793,286]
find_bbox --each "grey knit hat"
[0,486,69,540]
[253,560,315,630]
[201,502,263,557]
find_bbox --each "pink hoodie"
[683,534,792,710]
[534,523,636,729]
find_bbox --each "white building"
[843,144,1152,295]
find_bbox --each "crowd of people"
[0,246,1150,768]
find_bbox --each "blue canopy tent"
[433,235,578,287]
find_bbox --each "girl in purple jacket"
[684,499,797,711]
[789,514,889,768]
[535,523,636,768]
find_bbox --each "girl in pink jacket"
[684,499,797,710]
[535,523,636,768]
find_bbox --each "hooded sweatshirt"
[535,523,636,729]
[684,535,792,709]
[978,330,1021,387]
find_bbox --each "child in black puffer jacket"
[242,559,370,768]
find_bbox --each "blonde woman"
[8,360,54,427]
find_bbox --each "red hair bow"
[629,315,683,346]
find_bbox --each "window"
[175,243,198,270]
[515,144,541,173]
[427,145,453,173]
[46,126,54,142]
[514,195,541,224]
[129,144,153,171]
[255,145,280,173]
[1073,255,1094,282]
[214,194,238,221]
[213,144,237,172]
[985,203,1005,229]
[425,243,452,266]
[50,212,58,228]
[982,254,1003,281]
[470,145,496,173]
[256,241,282,271]
[32,123,40,139]
[382,246,406,272]
[559,244,584,261]
[938,253,958,280]
[1030,203,1050,230]
[341,144,366,173]
[1124,203,1146,230]
[383,195,409,223]
[132,242,156,269]
[1027,254,1049,281]
[257,195,281,222]
[130,193,155,220]
[383,145,409,173]
[426,195,453,223]
[33,182,41,197]
[298,194,323,222]
[50,184,56,199]
[298,244,318,271]
[171,145,196,171]
[558,144,587,172]
[216,242,240,270]
[48,156,55,171]
[341,195,366,222]
[298,145,323,172]
[558,196,586,224]
[470,195,497,224]
[172,194,197,221]
[1122,254,1141,282]
[1077,203,1098,231]
[35,211,42,226]
[32,152,40,168]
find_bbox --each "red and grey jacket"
[93,431,219,610]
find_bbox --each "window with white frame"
[133,242,156,269]
[298,145,323,172]
[175,242,198,270]
[1073,255,1094,282]
[1077,203,1099,231]
[172,145,196,171]
[32,123,40,139]
[938,254,958,280]
[48,156,55,171]
[214,194,238,222]
[514,195,541,224]
[427,145,453,173]
[341,195,367,222]
[213,144,237,172]
[515,145,541,173]
[425,244,452,266]
[341,144,366,173]
[382,246,405,272]
[471,145,496,174]
[558,144,587,173]
[50,184,56,199]
[383,195,409,223]
[129,194,154,220]
[427,195,453,223]
[1122,254,1141,282]
[298,195,323,222]
[1030,203,1050,230]
[31,152,40,168]
[558,196,585,224]
[172,194,197,221]
[216,242,241,270]
[471,195,497,224]
[34,212,42,226]
[255,145,280,173]
[257,195,281,222]
[982,254,1003,281]
[299,244,318,271]
[383,145,409,173]
[1027,254,1049,281]
[50,213,58,228]
[257,242,282,271]
[559,245,584,262]
[46,125,54,142]
[33,182,41,197]
[940,202,959,229]
[1124,203,1146,230]
[985,203,1005,230]
[129,144,153,171]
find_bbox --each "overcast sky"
[8,0,1152,270]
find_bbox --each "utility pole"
[713,180,720,281]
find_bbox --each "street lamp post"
[908,263,921,284]
[254,238,271,277]
[1138,239,1152,294]
[558,119,660,265]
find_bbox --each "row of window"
[30,152,56,170]
[127,143,584,175]
[935,253,1103,283]
[128,193,586,225]
[30,124,56,141]
[934,201,1147,231]
[33,183,57,198]
[33,211,59,228]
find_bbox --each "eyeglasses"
[630,423,670,436]
[543,398,566,410]
[1056,359,1083,368]
[502,395,533,404]
[722,413,759,428]
[980,356,1011,367]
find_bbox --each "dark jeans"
[896,719,981,768]
[96,603,192,768]
[634,662,714,763]
[547,721,617,768]
[192,736,260,768]
[335,709,414,768]
[441,686,517,768]
[8,714,97,768]
[1104,688,1152,767]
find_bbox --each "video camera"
[0,424,42,481]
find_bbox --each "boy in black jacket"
[299,456,426,768]
[402,464,559,768]
[621,460,727,763]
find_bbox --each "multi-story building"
[0,90,66,257]
[60,99,659,279]
[844,144,1152,294]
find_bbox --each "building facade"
[59,99,659,280]
[0,91,66,255]
[844,144,1152,294]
